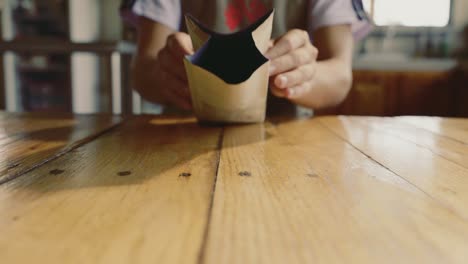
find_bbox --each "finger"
[167,32,194,57]
[286,80,314,99]
[158,47,188,81]
[268,39,274,49]
[171,79,191,100]
[169,94,192,110]
[164,83,193,111]
[273,63,317,89]
[270,44,318,75]
[265,29,309,59]
[159,68,191,99]
[269,83,287,98]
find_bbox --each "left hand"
[265,29,319,99]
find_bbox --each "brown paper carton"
[184,11,274,124]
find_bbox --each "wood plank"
[396,116,468,144]
[0,112,122,184]
[0,116,222,264]
[346,116,468,169]
[320,116,468,220]
[203,118,468,264]
[0,55,4,110]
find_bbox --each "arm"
[267,25,353,110]
[131,17,194,110]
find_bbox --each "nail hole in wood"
[49,169,65,175]
[179,172,191,177]
[239,171,251,177]
[12,216,19,221]
[118,171,132,177]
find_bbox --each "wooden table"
[1,112,468,263]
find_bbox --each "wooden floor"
[1,112,468,263]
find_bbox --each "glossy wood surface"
[0,112,121,184]
[1,113,468,263]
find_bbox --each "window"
[362,0,451,27]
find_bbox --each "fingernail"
[277,75,288,88]
[287,88,295,98]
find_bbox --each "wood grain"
[0,112,122,184]
[320,116,468,220]
[0,116,222,264]
[396,116,468,144]
[345,116,468,169]
[202,118,468,264]
[3,115,468,263]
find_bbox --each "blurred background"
[0,0,467,116]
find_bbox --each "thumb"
[168,32,194,57]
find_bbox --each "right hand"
[155,32,194,110]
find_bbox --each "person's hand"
[265,29,318,100]
[155,32,194,110]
